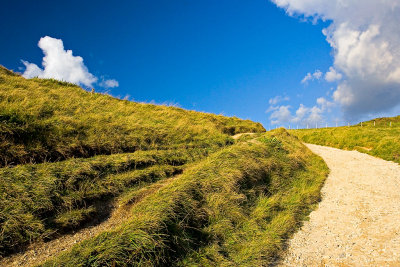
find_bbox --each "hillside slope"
[0,66,328,266]
[0,65,264,255]
[36,130,327,266]
[0,66,264,167]
[290,116,400,164]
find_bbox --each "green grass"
[40,129,328,266]
[290,116,400,164]
[0,65,265,256]
[0,149,206,255]
[0,66,264,167]
[0,67,329,266]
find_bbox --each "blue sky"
[2,0,399,128]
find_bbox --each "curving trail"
[280,144,400,266]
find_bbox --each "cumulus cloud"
[316,96,335,111]
[272,0,400,119]
[325,67,342,82]
[293,104,308,122]
[267,96,334,126]
[301,69,322,84]
[21,61,43,78]
[269,95,290,105]
[22,36,97,87]
[22,36,118,89]
[269,105,293,125]
[100,78,119,88]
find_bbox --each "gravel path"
[280,143,400,266]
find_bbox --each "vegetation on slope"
[0,65,265,256]
[40,129,328,266]
[0,66,264,167]
[291,116,400,164]
[0,66,329,266]
[0,149,207,255]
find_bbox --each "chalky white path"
[280,144,400,266]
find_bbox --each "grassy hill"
[40,130,328,266]
[0,66,328,266]
[290,116,400,164]
[0,65,264,167]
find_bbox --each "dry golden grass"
[0,65,264,167]
[41,130,328,266]
[0,66,328,266]
[0,65,264,256]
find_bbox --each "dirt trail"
[232,132,256,139]
[0,178,174,267]
[280,144,400,266]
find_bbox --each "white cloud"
[316,97,335,111]
[313,69,323,79]
[301,73,312,84]
[21,60,43,78]
[294,104,308,122]
[21,36,119,89]
[100,78,119,88]
[325,67,342,82]
[266,105,279,113]
[22,36,97,87]
[272,0,400,119]
[267,96,334,126]
[269,105,292,125]
[269,95,290,105]
[301,69,323,84]
[308,106,323,124]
